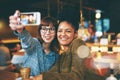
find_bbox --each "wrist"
[17,28,25,33]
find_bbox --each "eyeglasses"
[41,26,55,33]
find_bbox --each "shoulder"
[70,38,90,58]
[33,38,39,42]
[71,38,85,47]
[33,38,42,47]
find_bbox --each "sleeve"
[42,56,106,80]
[14,29,42,55]
[42,54,86,80]
[70,38,86,54]
[42,38,106,80]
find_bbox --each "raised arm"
[9,10,42,54]
[9,10,25,33]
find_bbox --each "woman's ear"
[74,31,78,38]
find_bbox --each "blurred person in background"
[0,43,11,70]
[87,24,96,42]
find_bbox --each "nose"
[61,31,66,36]
[46,29,51,34]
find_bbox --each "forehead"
[41,26,54,29]
[41,21,54,26]
[41,23,54,28]
[58,21,74,29]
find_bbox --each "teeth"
[60,37,67,41]
[44,36,51,39]
[45,36,50,38]
[61,39,67,41]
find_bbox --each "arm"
[40,38,104,80]
[14,29,41,55]
[31,54,85,80]
[43,58,85,80]
[41,57,105,80]
[9,10,24,33]
[9,10,42,54]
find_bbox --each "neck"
[43,43,51,54]
[59,45,69,54]
[44,49,50,54]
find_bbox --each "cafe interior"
[0,0,120,80]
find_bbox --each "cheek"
[40,32,44,37]
[51,33,56,39]
[68,33,75,39]
[40,31,42,35]
[68,35,74,42]
[56,32,60,38]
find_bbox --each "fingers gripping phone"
[20,12,41,26]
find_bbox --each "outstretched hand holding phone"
[9,10,24,33]
[9,10,41,33]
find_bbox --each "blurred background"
[0,0,120,40]
[1,1,120,79]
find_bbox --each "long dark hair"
[37,16,60,53]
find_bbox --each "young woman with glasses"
[9,10,59,76]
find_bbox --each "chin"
[44,41,51,43]
[46,41,51,43]
[44,40,52,43]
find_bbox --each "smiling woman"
[9,12,60,76]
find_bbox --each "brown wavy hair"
[37,16,60,53]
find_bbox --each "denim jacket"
[14,29,58,76]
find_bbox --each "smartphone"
[20,12,41,26]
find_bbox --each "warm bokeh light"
[91,46,99,52]
[112,47,120,52]
[95,10,101,19]
[0,20,6,29]
[100,47,108,52]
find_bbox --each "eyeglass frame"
[40,26,56,33]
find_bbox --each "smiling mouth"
[60,37,69,41]
[44,36,52,39]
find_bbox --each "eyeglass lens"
[41,26,55,33]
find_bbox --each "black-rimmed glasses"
[41,26,55,33]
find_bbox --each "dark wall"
[108,0,120,34]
